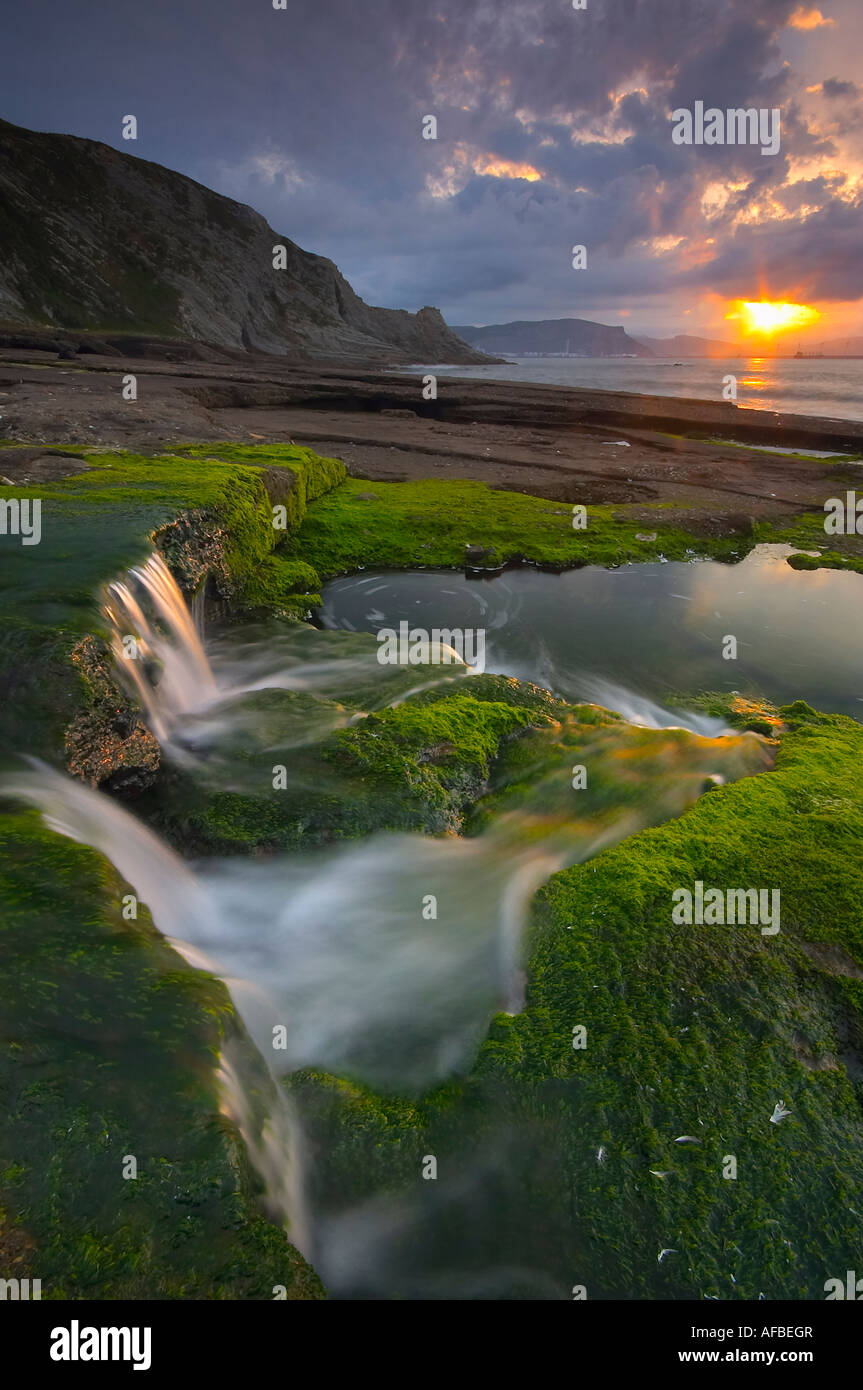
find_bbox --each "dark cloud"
[676,191,863,302]
[0,0,858,329]
[822,76,858,96]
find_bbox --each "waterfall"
[2,701,770,1265]
[4,552,774,1287]
[102,552,218,744]
[216,1041,313,1261]
[99,551,473,766]
[1,759,317,1254]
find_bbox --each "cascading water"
[101,552,475,767]
[566,675,734,737]
[215,1040,313,1261]
[102,553,218,745]
[4,551,774,1293]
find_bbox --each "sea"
[404,356,862,424]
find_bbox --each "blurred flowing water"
[101,554,487,776]
[3,551,779,1291]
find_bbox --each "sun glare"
[726,300,821,335]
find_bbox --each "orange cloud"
[473,157,541,181]
[788,6,835,30]
[425,145,543,198]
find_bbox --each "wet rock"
[65,635,160,795]
[465,544,492,565]
[155,508,229,596]
[0,448,90,483]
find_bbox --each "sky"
[2,0,862,341]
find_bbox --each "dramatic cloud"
[1,0,859,337]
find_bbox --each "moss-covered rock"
[0,441,350,1297]
[65,634,161,793]
[0,442,344,762]
[281,477,753,575]
[291,702,863,1299]
[0,812,323,1299]
[145,673,563,853]
[4,437,863,1302]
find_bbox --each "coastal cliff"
[0,119,489,365]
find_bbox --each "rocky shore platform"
[2,329,861,537]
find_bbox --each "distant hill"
[452,318,652,357]
[0,118,488,365]
[637,332,863,358]
[635,334,740,357]
[808,337,863,356]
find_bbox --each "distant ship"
[794,347,825,358]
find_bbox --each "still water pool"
[320,544,863,720]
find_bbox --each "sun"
[726,300,821,336]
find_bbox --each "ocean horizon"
[406,355,863,424]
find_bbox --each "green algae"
[280,470,863,582]
[0,811,323,1299]
[0,443,344,758]
[281,476,755,575]
[3,438,863,1300]
[754,509,863,574]
[786,549,863,574]
[143,673,562,853]
[290,701,863,1299]
[0,442,347,1295]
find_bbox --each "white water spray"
[102,553,217,744]
[8,552,773,1284]
[571,675,735,737]
[101,552,473,764]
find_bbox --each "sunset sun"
[726,299,821,336]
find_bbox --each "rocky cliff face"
[0,118,488,365]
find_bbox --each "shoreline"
[2,333,862,542]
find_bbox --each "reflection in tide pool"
[319,544,863,719]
